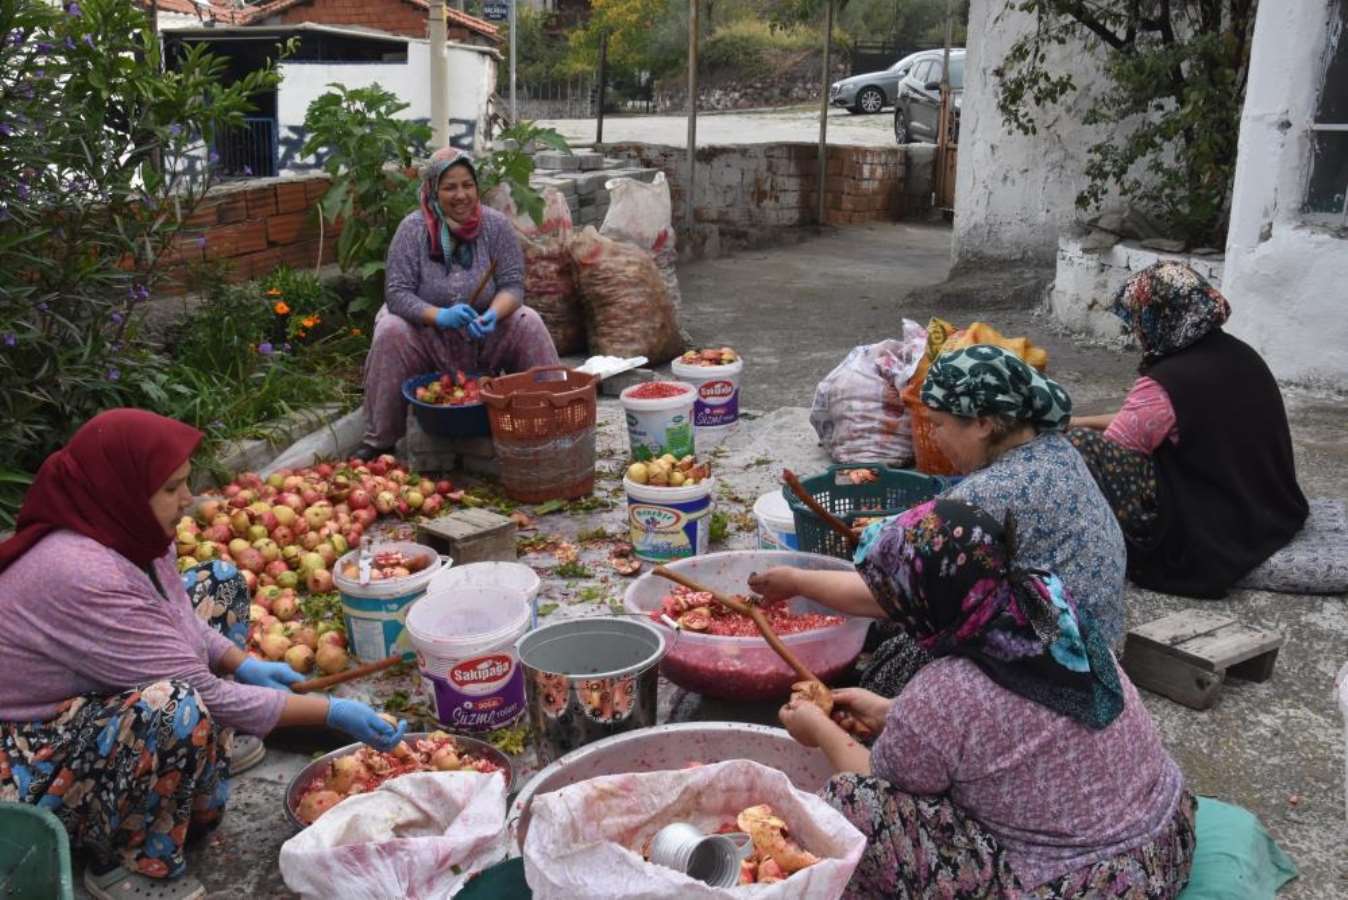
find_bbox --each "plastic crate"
[784,464,952,560]
[480,366,598,503]
[0,803,74,900]
[402,372,491,438]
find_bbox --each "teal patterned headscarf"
[921,344,1072,429]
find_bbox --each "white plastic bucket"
[620,382,696,461]
[405,575,533,733]
[753,490,799,552]
[429,561,543,628]
[332,542,444,663]
[671,355,744,449]
[624,475,715,563]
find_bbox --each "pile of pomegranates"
[412,370,481,406]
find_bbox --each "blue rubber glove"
[467,308,497,340]
[236,657,305,692]
[434,304,476,330]
[326,698,407,751]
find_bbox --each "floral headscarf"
[921,344,1073,429]
[419,147,482,272]
[855,499,1123,729]
[1111,261,1231,361]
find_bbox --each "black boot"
[351,443,393,462]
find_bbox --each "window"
[949,56,965,90]
[1306,0,1348,224]
[910,61,932,84]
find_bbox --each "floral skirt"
[823,774,1196,899]
[0,561,249,877]
[1066,428,1160,544]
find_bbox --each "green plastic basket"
[0,803,74,900]
[783,465,953,560]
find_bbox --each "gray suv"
[893,49,965,143]
[828,50,930,115]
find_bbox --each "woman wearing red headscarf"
[355,147,561,460]
[0,410,405,900]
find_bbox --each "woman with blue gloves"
[355,146,560,460]
[0,410,404,900]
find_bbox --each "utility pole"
[596,32,608,145]
[816,0,833,228]
[685,0,699,232]
[509,0,518,123]
[934,0,954,208]
[429,0,448,148]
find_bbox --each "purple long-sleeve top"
[0,530,286,735]
[384,206,525,323]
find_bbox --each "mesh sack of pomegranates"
[570,226,685,366]
[522,759,864,899]
[279,771,508,900]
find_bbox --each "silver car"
[893,49,965,144]
[828,50,933,115]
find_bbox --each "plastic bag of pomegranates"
[279,771,508,900]
[522,759,864,899]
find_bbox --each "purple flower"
[243,165,252,176]
[110,311,124,325]
[0,206,8,222]
[81,34,93,48]
[2,333,15,348]
[257,342,273,355]
[0,123,12,137]
[105,367,120,382]
[64,36,75,50]
[65,1,81,15]
[194,235,207,249]
[169,124,182,137]
[282,342,292,352]
[8,28,23,46]
[208,149,220,165]
[36,302,48,312]
[17,183,29,200]
[36,42,52,54]
[127,283,150,303]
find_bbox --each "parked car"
[893,49,965,144]
[829,50,932,115]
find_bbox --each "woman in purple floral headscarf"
[1068,262,1306,597]
[355,148,560,459]
[777,498,1194,899]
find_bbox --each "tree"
[994,0,1257,248]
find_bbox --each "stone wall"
[162,174,338,286]
[604,142,920,247]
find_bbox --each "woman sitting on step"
[1068,262,1308,598]
[778,498,1195,899]
[0,409,405,900]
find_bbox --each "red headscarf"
[0,409,202,575]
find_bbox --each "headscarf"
[419,147,482,273]
[0,409,202,575]
[855,498,1124,729]
[1111,261,1231,362]
[921,344,1072,428]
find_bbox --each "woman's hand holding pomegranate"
[236,657,304,692]
[326,698,407,751]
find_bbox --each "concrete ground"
[80,223,1346,897]
[540,105,897,149]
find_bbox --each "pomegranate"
[374,491,396,515]
[203,524,231,545]
[315,643,348,675]
[272,505,297,527]
[246,524,268,542]
[240,570,258,593]
[197,499,223,522]
[272,594,299,622]
[301,488,322,507]
[258,633,290,661]
[317,630,347,650]
[300,533,322,552]
[194,542,218,561]
[405,490,424,510]
[276,570,299,590]
[421,495,443,516]
[278,492,304,513]
[259,510,279,532]
[255,585,282,608]
[297,790,342,824]
[348,489,371,511]
[228,511,251,537]
[435,480,452,495]
[299,552,325,575]
[248,603,267,621]
[235,548,265,575]
[418,479,436,496]
[293,625,319,651]
[253,539,281,562]
[264,559,289,580]
[223,484,242,499]
[227,538,250,558]
[284,644,315,674]
[306,568,333,593]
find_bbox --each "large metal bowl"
[284,732,514,829]
[508,722,834,851]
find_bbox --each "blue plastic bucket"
[333,542,445,663]
[402,372,490,438]
[624,475,715,563]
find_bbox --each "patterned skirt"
[824,774,1197,899]
[1066,428,1160,544]
[0,561,249,877]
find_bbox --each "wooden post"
[596,32,608,145]
[686,0,699,232]
[933,0,954,208]
[428,0,448,148]
[816,0,833,228]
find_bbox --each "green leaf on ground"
[537,601,559,617]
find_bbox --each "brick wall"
[162,174,338,285]
[268,0,429,38]
[605,143,917,238]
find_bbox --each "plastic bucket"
[753,490,799,551]
[620,382,696,461]
[405,573,533,733]
[516,617,667,764]
[332,542,444,664]
[624,475,715,563]
[671,356,744,449]
[427,561,544,629]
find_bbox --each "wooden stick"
[652,566,823,689]
[291,654,406,694]
[467,258,498,308]
[782,469,859,550]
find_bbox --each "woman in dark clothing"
[1068,262,1308,598]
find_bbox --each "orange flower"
[273,301,291,316]
[265,288,283,297]
[301,315,320,328]
[350,328,363,336]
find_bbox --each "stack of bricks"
[531,153,661,228]
[162,175,338,286]
[820,146,905,226]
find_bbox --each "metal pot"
[515,617,667,766]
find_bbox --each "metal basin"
[283,732,514,829]
[509,722,834,850]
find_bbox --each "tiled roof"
[143,0,499,39]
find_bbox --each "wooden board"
[1121,638,1226,710]
[1128,610,1283,673]
[416,508,517,564]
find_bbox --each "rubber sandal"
[228,734,266,775]
[83,867,206,900]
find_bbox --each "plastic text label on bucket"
[405,575,532,733]
[620,382,696,461]
[753,490,800,552]
[625,476,714,563]
[671,355,743,434]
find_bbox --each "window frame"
[1304,2,1348,226]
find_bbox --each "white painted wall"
[1221,0,1348,386]
[953,0,1142,264]
[276,39,498,173]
